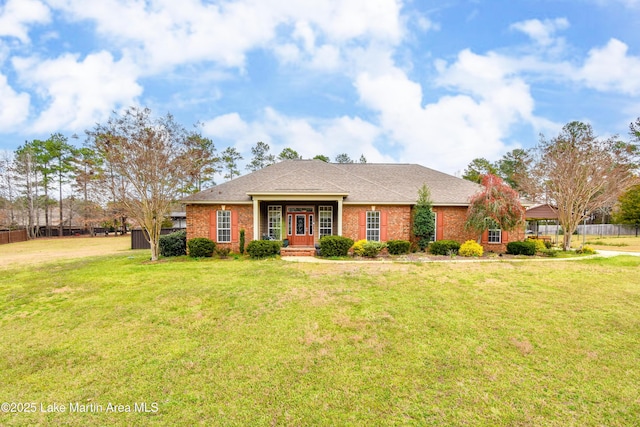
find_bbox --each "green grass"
[1,253,640,426]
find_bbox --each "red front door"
[287,207,314,246]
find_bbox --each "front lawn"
[1,253,639,426]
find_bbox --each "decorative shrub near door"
[319,236,354,257]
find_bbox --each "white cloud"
[577,38,640,95]
[204,113,251,141]
[0,74,30,130]
[510,18,569,46]
[12,51,142,132]
[0,0,50,43]
[353,47,540,172]
[203,107,388,164]
[44,0,404,73]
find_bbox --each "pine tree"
[412,184,435,250]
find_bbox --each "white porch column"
[337,197,343,236]
[253,198,260,240]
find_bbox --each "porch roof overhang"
[183,200,253,205]
[247,192,349,201]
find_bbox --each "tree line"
[0,107,367,243]
[461,119,640,250]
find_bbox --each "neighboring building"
[182,160,525,254]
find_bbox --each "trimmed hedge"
[506,240,537,256]
[247,240,281,258]
[159,230,187,257]
[387,240,411,255]
[187,238,216,257]
[429,240,461,256]
[319,235,354,257]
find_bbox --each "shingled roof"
[182,159,482,205]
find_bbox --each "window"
[366,211,380,241]
[309,215,313,236]
[287,214,292,236]
[217,210,231,242]
[268,206,282,240]
[319,206,333,238]
[488,228,502,244]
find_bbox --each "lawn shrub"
[459,240,484,257]
[576,245,596,255]
[187,238,216,257]
[159,230,187,257]
[527,238,547,253]
[319,236,354,257]
[247,240,281,258]
[387,240,411,255]
[506,240,537,256]
[429,240,461,256]
[361,241,387,258]
[544,240,553,249]
[540,248,559,257]
[352,239,368,256]
[215,247,231,258]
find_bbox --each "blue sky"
[1,0,639,176]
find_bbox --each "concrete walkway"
[593,250,640,257]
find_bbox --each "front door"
[287,207,314,246]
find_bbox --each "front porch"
[251,195,346,250]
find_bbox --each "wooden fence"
[131,228,185,250]
[0,229,28,245]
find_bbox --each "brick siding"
[433,206,524,253]
[186,204,253,253]
[342,205,412,241]
[186,203,523,254]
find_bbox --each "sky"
[1,0,639,176]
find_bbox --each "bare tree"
[88,107,192,261]
[0,152,17,228]
[13,144,40,238]
[529,121,639,250]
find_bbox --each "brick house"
[182,160,524,254]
